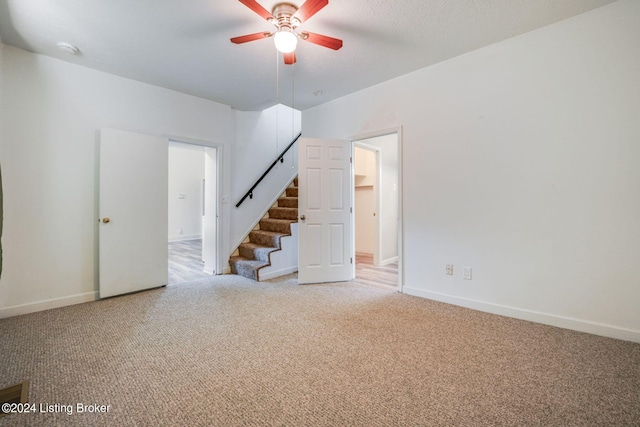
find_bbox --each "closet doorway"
[353,132,400,290]
[168,141,218,285]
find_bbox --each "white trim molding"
[0,291,98,319]
[403,287,640,344]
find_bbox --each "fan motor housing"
[272,3,300,28]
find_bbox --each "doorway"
[352,131,401,290]
[168,141,218,285]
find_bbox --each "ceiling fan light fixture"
[232,0,341,64]
[273,29,297,53]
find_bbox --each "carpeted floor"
[1,275,638,426]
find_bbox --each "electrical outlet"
[445,264,454,276]
[463,267,472,280]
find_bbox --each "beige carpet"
[1,275,638,426]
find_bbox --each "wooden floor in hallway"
[354,252,398,290]
[266,252,398,290]
[168,239,212,285]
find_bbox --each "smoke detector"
[56,42,80,55]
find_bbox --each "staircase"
[230,178,298,281]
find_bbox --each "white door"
[298,138,352,284]
[99,128,168,298]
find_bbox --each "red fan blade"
[301,32,342,50]
[238,0,274,21]
[292,0,328,23]
[284,52,296,65]
[230,32,271,44]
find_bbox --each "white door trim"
[168,136,223,275]
[351,127,404,293]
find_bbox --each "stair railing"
[235,132,302,208]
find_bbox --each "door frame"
[350,127,404,292]
[353,142,381,266]
[168,136,223,275]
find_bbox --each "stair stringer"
[258,223,298,281]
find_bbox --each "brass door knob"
[299,215,306,221]
[102,217,111,224]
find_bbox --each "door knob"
[299,215,306,221]
[102,217,111,224]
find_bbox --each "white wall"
[303,0,640,342]
[0,44,234,316]
[231,104,301,249]
[168,142,205,242]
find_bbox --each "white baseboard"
[259,266,298,281]
[381,256,398,266]
[0,291,98,319]
[403,287,640,344]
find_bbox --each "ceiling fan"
[231,0,343,65]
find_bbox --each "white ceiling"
[0,0,616,111]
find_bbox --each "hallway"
[168,239,212,285]
[354,252,398,290]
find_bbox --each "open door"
[298,138,352,284]
[99,128,168,298]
